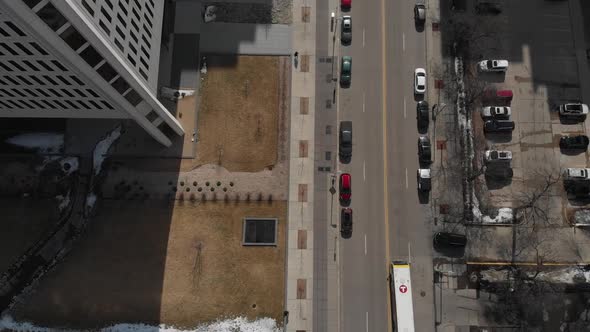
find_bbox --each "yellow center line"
[380,0,392,330]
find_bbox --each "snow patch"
[60,157,79,175]
[94,126,122,176]
[0,316,281,332]
[55,191,71,212]
[472,194,513,224]
[480,267,590,284]
[5,133,64,153]
[85,193,97,210]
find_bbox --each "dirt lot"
[9,200,287,329]
[195,55,288,172]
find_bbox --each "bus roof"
[391,262,415,332]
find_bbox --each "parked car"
[416,101,429,128]
[478,59,509,72]
[340,56,352,87]
[481,106,511,119]
[433,232,467,248]
[475,2,502,15]
[483,89,513,103]
[559,103,589,118]
[484,150,512,163]
[340,208,353,238]
[418,136,432,163]
[485,166,513,179]
[341,0,351,10]
[339,173,352,205]
[339,121,353,162]
[483,120,515,133]
[563,168,590,181]
[341,15,352,45]
[414,4,426,24]
[414,68,426,95]
[560,135,589,150]
[417,168,431,192]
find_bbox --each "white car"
[481,106,511,119]
[484,150,512,163]
[414,68,426,94]
[478,59,509,72]
[564,168,590,181]
[559,103,589,117]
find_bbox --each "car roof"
[341,173,351,184]
[418,169,431,177]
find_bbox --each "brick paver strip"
[297,279,307,299]
[299,140,308,158]
[298,230,307,249]
[298,184,308,202]
[300,97,309,114]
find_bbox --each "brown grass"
[195,56,283,172]
[9,200,287,329]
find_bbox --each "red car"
[341,0,351,10]
[339,173,351,206]
[483,88,513,103]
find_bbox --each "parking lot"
[471,0,584,210]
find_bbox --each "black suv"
[433,232,467,248]
[484,120,515,133]
[560,135,589,150]
[341,208,353,238]
[418,136,431,163]
[339,121,353,163]
[416,101,429,129]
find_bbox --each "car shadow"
[559,116,586,125]
[433,244,465,258]
[419,160,432,168]
[484,132,513,143]
[339,199,351,207]
[414,93,425,102]
[340,40,351,47]
[477,71,507,83]
[418,190,430,204]
[485,174,512,190]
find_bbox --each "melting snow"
[60,157,79,175]
[94,126,122,176]
[55,192,71,212]
[480,267,590,284]
[5,133,64,153]
[472,194,513,224]
[85,193,97,210]
[0,316,281,332]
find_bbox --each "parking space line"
[364,234,367,255]
[362,92,366,113]
[363,28,366,48]
[405,168,408,189]
[366,311,369,332]
[402,32,405,52]
[403,98,407,119]
[363,161,366,181]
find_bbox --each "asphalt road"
[336,0,435,331]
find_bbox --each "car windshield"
[499,152,509,158]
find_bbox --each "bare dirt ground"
[195,56,287,172]
[9,200,287,329]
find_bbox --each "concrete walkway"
[285,0,316,331]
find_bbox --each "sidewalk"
[285,0,316,331]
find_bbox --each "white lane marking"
[363,28,366,47]
[364,234,367,255]
[362,92,366,113]
[408,242,412,263]
[403,98,407,119]
[405,168,408,189]
[366,311,369,332]
[363,161,366,181]
[402,32,405,51]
